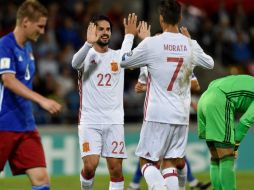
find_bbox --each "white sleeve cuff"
[124,34,135,40]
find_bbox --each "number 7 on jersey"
[167,57,183,91]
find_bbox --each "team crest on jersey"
[82,141,90,152]
[111,61,119,72]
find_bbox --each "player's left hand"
[234,142,240,159]
[135,82,147,93]
[180,26,191,38]
[124,13,138,35]
[137,21,151,40]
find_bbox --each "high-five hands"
[124,13,138,35]
[137,21,151,40]
[87,22,98,44]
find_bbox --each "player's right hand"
[87,22,98,44]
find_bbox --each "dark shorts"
[0,129,46,175]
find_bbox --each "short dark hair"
[159,0,181,25]
[91,15,113,32]
[16,0,48,25]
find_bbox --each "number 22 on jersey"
[97,73,112,86]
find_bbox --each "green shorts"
[198,87,235,144]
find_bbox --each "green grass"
[1,172,254,190]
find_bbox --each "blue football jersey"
[0,32,36,131]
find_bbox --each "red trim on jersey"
[141,163,153,175]
[110,176,124,182]
[144,72,151,120]
[78,71,83,125]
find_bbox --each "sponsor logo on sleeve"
[0,58,11,69]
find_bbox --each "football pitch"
[1,172,254,190]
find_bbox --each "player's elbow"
[120,62,127,68]
[1,74,15,89]
[206,57,214,69]
[201,57,214,70]
[71,57,80,70]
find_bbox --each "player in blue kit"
[0,1,61,190]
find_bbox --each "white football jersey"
[72,34,134,124]
[138,67,198,84]
[121,32,214,124]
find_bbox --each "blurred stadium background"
[1,0,254,189]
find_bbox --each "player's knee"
[26,168,50,185]
[83,158,97,175]
[176,158,185,170]
[35,173,49,185]
[83,164,96,177]
[108,163,123,178]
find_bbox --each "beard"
[97,36,110,47]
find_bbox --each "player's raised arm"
[120,37,150,69]
[71,22,98,70]
[191,40,214,69]
[180,26,214,69]
[119,13,138,56]
[120,19,151,69]
[180,26,191,38]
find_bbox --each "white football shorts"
[135,121,188,161]
[78,124,127,159]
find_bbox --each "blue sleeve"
[0,40,16,74]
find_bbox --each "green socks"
[210,159,222,190]
[210,156,236,190]
[220,156,236,190]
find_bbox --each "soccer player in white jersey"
[133,68,211,190]
[120,0,214,190]
[71,14,138,190]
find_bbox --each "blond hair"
[16,0,48,25]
